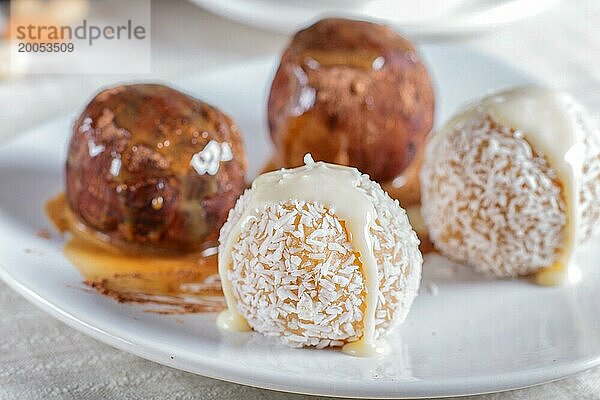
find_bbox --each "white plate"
[2,44,600,399]
[190,0,560,39]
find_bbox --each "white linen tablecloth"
[2,0,600,398]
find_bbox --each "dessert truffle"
[218,155,422,356]
[267,18,435,182]
[420,86,600,284]
[66,84,247,253]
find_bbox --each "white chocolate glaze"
[483,87,584,286]
[218,154,387,356]
[440,87,586,285]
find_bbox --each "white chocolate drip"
[448,87,585,285]
[218,154,386,356]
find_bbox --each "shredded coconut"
[421,112,600,277]
[576,112,600,242]
[219,175,422,348]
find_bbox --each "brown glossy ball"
[66,84,247,253]
[268,18,435,182]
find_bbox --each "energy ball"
[218,155,422,355]
[66,84,247,253]
[420,86,600,283]
[267,18,435,182]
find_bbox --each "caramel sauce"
[404,205,435,254]
[382,141,425,208]
[46,193,225,314]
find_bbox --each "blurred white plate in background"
[2,44,600,398]
[189,0,560,39]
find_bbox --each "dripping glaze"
[218,154,388,356]
[436,87,586,286]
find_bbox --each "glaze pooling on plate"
[218,154,422,356]
[45,193,225,314]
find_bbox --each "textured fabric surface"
[2,0,600,398]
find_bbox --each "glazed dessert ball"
[66,84,247,253]
[218,155,422,355]
[268,18,435,182]
[420,86,600,281]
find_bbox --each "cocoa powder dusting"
[36,229,51,239]
[85,279,225,314]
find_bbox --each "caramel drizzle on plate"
[46,193,225,314]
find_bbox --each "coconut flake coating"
[421,112,600,277]
[578,124,600,243]
[219,176,422,348]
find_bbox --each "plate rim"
[2,264,600,399]
[189,0,561,39]
[1,46,599,398]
